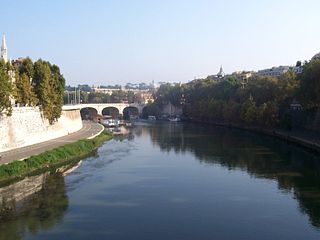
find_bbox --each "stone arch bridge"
[70,103,146,119]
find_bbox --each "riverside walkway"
[0,121,104,165]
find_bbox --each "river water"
[1,123,320,240]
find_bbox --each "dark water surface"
[1,123,320,240]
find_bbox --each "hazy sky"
[1,0,320,85]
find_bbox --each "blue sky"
[1,0,320,85]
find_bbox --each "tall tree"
[33,60,57,124]
[298,59,320,108]
[13,58,38,106]
[19,57,34,79]
[50,64,65,122]
[0,60,13,116]
[14,72,37,106]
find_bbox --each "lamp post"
[74,87,77,105]
[78,88,81,104]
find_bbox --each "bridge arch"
[141,106,149,119]
[74,103,146,118]
[102,107,120,118]
[123,106,139,120]
[80,107,98,120]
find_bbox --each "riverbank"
[188,120,320,154]
[0,130,112,186]
[0,121,104,165]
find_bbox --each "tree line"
[0,58,65,124]
[144,58,320,130]
[64,90,146,104]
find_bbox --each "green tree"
[257,101,278,127]
[50,64,65,122]
[278,70,298,104]
[14,72,37,106]
[298,59,320,108]
[0,60,13,116]
[127,91,135,103]
[241,97,257,124]
[242,76,279,105]
[19,57,34,79]
[33,60,65,124]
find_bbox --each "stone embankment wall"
[0,107,82,152]
[306,108,320,132]
[0,172,50,206]
[161,103,183,116]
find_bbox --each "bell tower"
[1,34,8,63]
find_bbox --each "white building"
[216,65,225,78]
[0,34,8,63]
[257,66,291,77]
[232,71,254,88]
[256,64,303,77]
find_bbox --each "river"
[1,122,320,240]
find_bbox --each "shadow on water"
[0,136,134,240]
[0,166,71,240]
[141,122,320,228]
[1,123,320,238]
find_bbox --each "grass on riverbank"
[0,130,112,183]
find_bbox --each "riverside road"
[0,121,104,165]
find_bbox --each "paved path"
[0,121,104,165]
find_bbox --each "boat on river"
[168,116,181,122]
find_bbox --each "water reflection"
[0,166,71,240]
[142,123,320,228]
[1,123,320,239]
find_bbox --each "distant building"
[206,65,226,82]
[290,102,302,111]
[0,34,17,106]
[216,65,225,79]
[291,65,303,74]
[92,86,120,95]
[12,57,26,68]
[232,71,254,88]
[256,66,291,77]
[92,85,154,104]
[256,64,305,77]
[0,34,8,63]
[312,52,320,61]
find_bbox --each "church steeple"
[217,65,225,78]
[1,34,8,63]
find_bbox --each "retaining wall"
[0,107,82,152]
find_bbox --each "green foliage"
[33,60,65,124]
[0,131,112,182]
[0,60,13,116]
[155,83,183,106]
[50,64,65,121]
[280,113,292,130]
[72,90,144,104]
[62,58,320,131]
[177,70,312,129]
[257,101,279,127]
[227,75,241,86]
[141,83,184,117]
[14,72,37,106]
[19,57,34,78]
[1,57,65,121]
[242,76,279,105]
[241,97,257,124]
[298,59,320,108]
[142,102,162,118]
[111,90,127,103]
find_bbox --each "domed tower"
[1,34,8,63]
[217,65,225,78]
